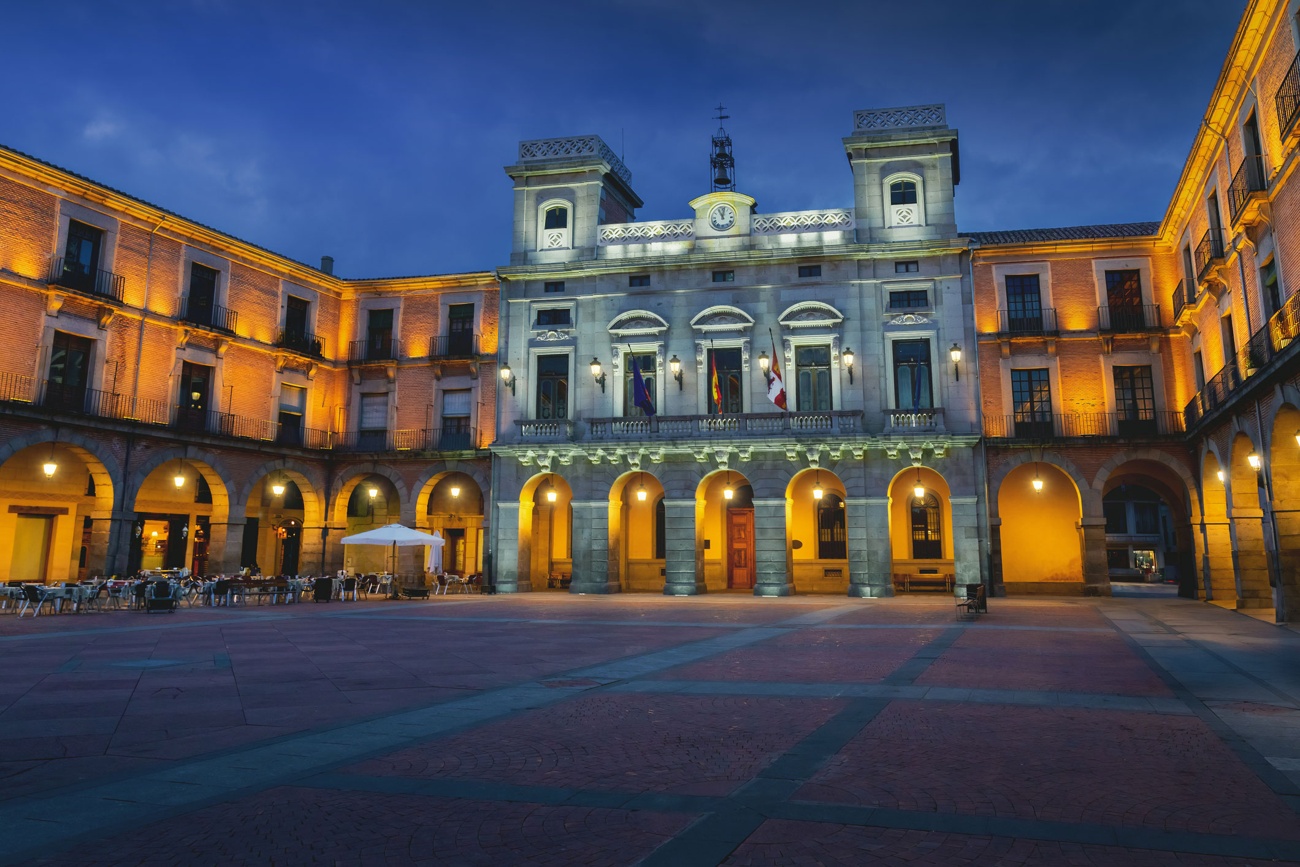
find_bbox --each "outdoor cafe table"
[37,584,91,613]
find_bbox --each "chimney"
[320,255,334,275]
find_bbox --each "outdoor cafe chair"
[80,584,105,613]
[434,574,448,595]
[18,585,56,618]
[340,576,358,602]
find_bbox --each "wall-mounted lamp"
[450,485,461,498]
[1247,452,1262,471]
[758,351,771,385]
[500,363,515,395]
[368,486,379,499]
[812,470,824,501]
[913,468,925,501]
[842,347,854,384]
[1295,430,1300,448]
[950,344,962,381]
[590,357,606,392]
[636,472,647,502]
[669,355,682,390]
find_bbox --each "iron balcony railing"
[172,407,278,440]
[996,308,1058,336]
[1194,228,1226,282]
[1227,154,1268,225]
[0,371,35,403]
[275,329,325,358]
[429,333,479,359]
[1184,361,1242,429]
[1276,46,1300,142]
[180,298,238,333]
[48,257,125,303]
[985,411,1184,440]
[348,337,400,363]
[329,426,479,453]
[1171,280,1193,322]
[1097,304,1161,333]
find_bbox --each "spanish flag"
[709,350,723,413]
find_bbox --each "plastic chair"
[18,585,56,618]
[340,577,358,601]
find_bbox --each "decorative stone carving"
[888,313,931,326]
[607,309,670,337]
[690,305,754,333]
[854,104,946,131]
[518,135,632,183]
[533,330,572,342]
[46,293,65,316]
[599,221,694,245]
[96,305,114,330]
[737,448,753,463]
[752,209,854,235]
[778,301,845,329]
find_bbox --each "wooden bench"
[892,573,953,594]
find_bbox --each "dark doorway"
[726,508,754,589]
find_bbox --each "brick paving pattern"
[0,594,1297,866]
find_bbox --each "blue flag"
[631,357,656,416]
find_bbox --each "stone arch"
[777,301,845,329]
[1269,402,1300,619]
[235,458,325,523]
[0,429,122,513]
[329,465,410,527]
[987,450,1096,520]
[1094,452,1198,596]
[123,447,234,576]
[696,468,755,592]
[609,469,665,592]
[239,459,325,578]
[786,467,848,594]
[1092,448,1200,523]
[412,460,490,519]
[416,466,487,578]
[518,472,573,592]
[126,447,234,515]
[995,460,1084,591]
[1229,432,1272,608]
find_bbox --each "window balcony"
[429,333,479,359]
[327,427,479,453]
[275,329,324,359]
[885,407,944,432]
[348,337,399,364]
[172,407,277,440]
[47,257,125,303]
[0,372,35,404]
[1171,280,1195,327]
[985,411,1184,440]
[996,308,1058,337]
[180,298,238,334]
[1276,46,1300,144]
[1194,228,1226,285]
[1227,154,1268,228]
[581,410,865,441]
[1097,304,1161,334]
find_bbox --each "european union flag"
[631,357,655,417]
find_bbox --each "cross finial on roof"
[713,103,729,124]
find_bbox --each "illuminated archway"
[341,474,402,573]
[887,466,952,591]
[609,470,665,592]
[1200,451,1235,602]
[519,473,573,591]
[127,452,231,575]
[1097,458,1194,595]
[1270,404,1300,618]
[997,462,1083,589]
[1229,432,1271,607]
[786,468,848,594]
[696,469,754,591]
[421,471,485,577]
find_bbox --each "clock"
[709,203,736,231]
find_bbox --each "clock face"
[709,203,736,231]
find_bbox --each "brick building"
[0,147,496,583]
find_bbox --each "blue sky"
[5,0,1245,278]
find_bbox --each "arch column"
[208,516,241,574]
[1275,509,1300,618]
[494,503,523,592]
[847,496,891,597]
[1201,520,1237,603]
[987,518,1004,597]
[1079,516,1110,595]
[950,496,982,590]
[1232,507,1273,608]
[663,498,701,595]
[570,499,615,593]
[105,511,135,576]
[753,497,791,596]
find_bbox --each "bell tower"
[710,104,735,192]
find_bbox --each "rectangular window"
[543,281,565,293]
[176,361,213,433]
[712,270,734,283]
[359,393,388,449]
[708,347,743,413]
[1207,190,1223,233]
[441,388,473,449]
[622,352,657,417]
[628,274,650,287]
[1221,314,1238,371]
[1261,258,1281,317]
[277,384,306,446]
[1193,350,1206,390]
[798,265,821,278]
[1005,274,1044,332]
[1114,365,1156,436]
[1104,501,1128,534]
[1010,368,1052,437]
[817,495,847,559]
[366,308,395,359]
[46,331,93,412]
[895,261,919,274]
[888,290,929,310]
[536,355,569,420]
[535,308,572,327]
[61,220,103,293]
[185,263,219,327]
[447,303,475,355]
[1182,244,1196,287]
[795,345,832,412]
[285,296,310,336]
[1105,269,1144,331]
[892,339,932,410]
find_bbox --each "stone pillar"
[299,522,325,575]
[1079,517,1111,596]
[662,498,701,595]
[1202,518,1237,603]
[752,497,791,597]
[987,518,1004,597]
[570,500,615,593]
[849,496,892,597]
[950,496,982,593]
[1231,508,1273,608]
[105,512,134,576]
[208,517,242,575]
[493,503,523,592]
[1274,508,1300,621]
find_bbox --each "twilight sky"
[5,0,1245,279]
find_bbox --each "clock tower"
[692,106,755,238]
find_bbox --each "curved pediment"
[778,301,844,329]
[690,305,754,333]
[607,309,669,337]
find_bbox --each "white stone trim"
[690,305,754,333]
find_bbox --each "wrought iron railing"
[348,337,400,363]
[0,371,35,403]
[48,257,125,303]
[996,308,1058,336]
[1228,154,1267,225]
[1171,280,1193,322]
[1194,228,1225,281]
[1276,47,1300,142]
[429,333,479,359]
[275,329,324,358]
[180,298,238,333]
[985,411,1183,439]
[1097,304,1161,333]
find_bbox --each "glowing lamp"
[271,482,285,497]
[1295,431,1300,448]
[669,355,683,389]
[636,486,647,502]
[723,486,734,500]
[1247,453,1262,471]
[590,357,606,392]
[758,351,770,374]
[173,473,186,489]
[813,484,824,500]
[546,489,558,503]
[499,363,515,394]
[42,460,57,479]
[368,486,379,499]
[950,343,962,381]
[1032,477,1044,493]
[1216,469,1225,483]
[914,483,926,500]
[842,347,854,384]
[450,486,461,498]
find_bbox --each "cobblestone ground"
[0,593,1297,865]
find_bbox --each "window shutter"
[442,389,472,417]
[279,384,307,412]
[359,393,387,430]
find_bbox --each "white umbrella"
[340,523,444,575]
[425,531,444,573]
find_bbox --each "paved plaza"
[0,593,1298,865]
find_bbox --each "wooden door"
[726,508,754,589]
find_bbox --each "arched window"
[817,494,846,559]
[884,174,924,228]
[538,201,572,250]
[910,492,942,559]
[544,207,568,230]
